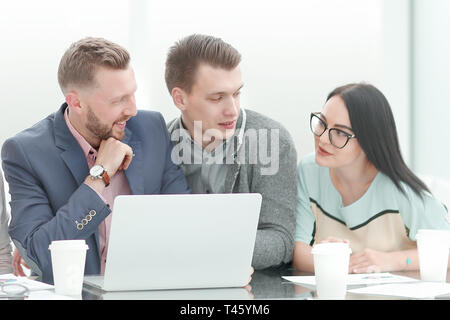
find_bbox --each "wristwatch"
[89,164,110,187]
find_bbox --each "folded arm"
[2,138,110,280]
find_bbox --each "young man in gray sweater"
[165,34,298,270]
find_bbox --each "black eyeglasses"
[309,113,356,149]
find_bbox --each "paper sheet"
[0,273,54,291]
[347,282,450,299]
[282,273,418,286]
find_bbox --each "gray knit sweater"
[167,109,297,269]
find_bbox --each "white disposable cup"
[416,229,450,282]
[49,240,89,295]
[312,242,352,299]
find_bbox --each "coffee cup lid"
[48,240,89,251]
[311,242,352,255]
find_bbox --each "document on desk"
[348,282,450,299]
[282,273,418,286]
[0,273,54,292]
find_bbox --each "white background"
[0,0,447,182]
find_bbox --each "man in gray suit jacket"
[1,37,190,284]
[165,34,298,269]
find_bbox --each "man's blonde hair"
[58,37,130,94]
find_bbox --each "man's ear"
[65,90,83,115]
[171,87,188,112]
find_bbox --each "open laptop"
[84,193,262,291]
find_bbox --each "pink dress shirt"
[64,108,131,275]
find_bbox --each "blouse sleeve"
[294,162,316,245]
[398,186,450,241]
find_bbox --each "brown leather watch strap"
[100,170,110,187]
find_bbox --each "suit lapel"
[122,128,144,195]
[60,149,90,185]
[54,104,90,186]
[53,103,101,260]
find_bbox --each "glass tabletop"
[80,265,450,300]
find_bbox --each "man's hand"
[12,248,29,277]
[243,267,254,298]
[247,266,254,284]
[84,138,133,192]
[95,137,134,176]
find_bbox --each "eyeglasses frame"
[309,112,356,149]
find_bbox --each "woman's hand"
[349,248,396,273]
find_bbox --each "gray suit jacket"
[168,109,298,269]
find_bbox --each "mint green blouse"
[295,153,450,252]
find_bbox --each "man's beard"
[85,106,125,143]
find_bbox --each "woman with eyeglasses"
[293,83,450,273]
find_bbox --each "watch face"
[90,165,104,177]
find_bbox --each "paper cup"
[49,240,89,295]
[312,242,352,299]
[416,229,450,282]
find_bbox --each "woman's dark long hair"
[326,83,430,197]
